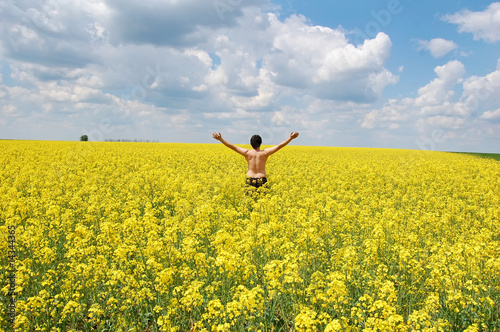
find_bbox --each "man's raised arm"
[213,132,248,156]
[264,132,299,156]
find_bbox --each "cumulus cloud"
[361,56,500,152]
[0,1,101,67]
[461,58,500,109]
[210,12,398,108]
[267,14,397,101]
[361,99,408,129]
[480,108,500,120]
[103,0,268,46]
[416,38,458,58]
[443,2,500,43]
[0,1,400,143]
[361,60,467,131]
[415,60,465,111]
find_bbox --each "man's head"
[250,134,262,149]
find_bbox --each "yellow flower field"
[1,140,499,331]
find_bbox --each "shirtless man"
[212,132,299,188]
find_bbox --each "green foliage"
[453,152,500,162]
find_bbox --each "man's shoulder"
[246,149,267,156]
[256,148,272,157]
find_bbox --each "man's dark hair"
[250,135,262,149]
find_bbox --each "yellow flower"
[1,141,498,330]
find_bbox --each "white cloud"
[416,38,458,58]
[415,60,465,109]
[461,58,500,108]
[443,2,500,43]
[362,60,466,131]
[422,115,467,129]
[200,9,398,113]
[264,15,397,102]
[361,99,407,129]
[170,110,190,126]
[0,2,397,112]
[271,109,290,127]
[361,57,500,152]
[2,104,17,117]
[480,108,500,120]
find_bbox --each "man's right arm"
[264,132,299,156]
[213,132,248,156]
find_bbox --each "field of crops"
[1,140,499,331]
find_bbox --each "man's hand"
[213,132,222,141]
[290,132,299,139]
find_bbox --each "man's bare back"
[212,132,299,180]
[244,148,269,178]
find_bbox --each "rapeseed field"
[1,140,499,331]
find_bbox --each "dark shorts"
[245,177,268,188]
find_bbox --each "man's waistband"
[246,177,267,184]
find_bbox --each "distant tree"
[80,135,88,141]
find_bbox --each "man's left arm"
[213,132,248,156]
[264,132,299,156]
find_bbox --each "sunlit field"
[1,140,499,331]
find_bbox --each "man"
[212,132,299,188]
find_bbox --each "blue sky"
[0,0,499,152]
